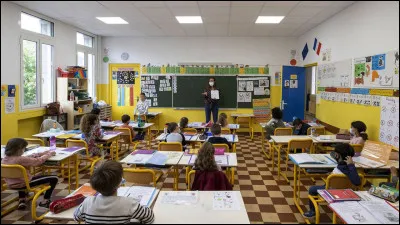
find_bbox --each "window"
[77,32,93,47]
[311,66,317,95]
[77,52,85,67]
[21,12,54,36]
[21,39,55,109]
[87,54,95,98]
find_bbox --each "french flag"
[313,38,322,55]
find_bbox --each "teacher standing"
[202,77,220,123]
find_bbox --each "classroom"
[1,1,399,224]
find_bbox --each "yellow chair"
[182,128,197,135]
[221,128,231,135]
[123,168,162,187]
[113,127,140,160]
[158,142,182,152]
[1,164,51,221]
[271,127,293,170]
[24,138,45,146]
[350,144,363,153]
[89,158,105,176]
[212,144,230,152]
[187,169,231,190]
[307,127,326,135]
[237,117,253,139]
[65,139,94,173]
[309,173,365,224]
[158,142,182,190]
[282,139,314,183]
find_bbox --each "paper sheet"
[292,153,336,165]
[5,97,15,114]
[214,155,229,166]
[211,90,219,100]
[238,81,246,91]
[129,153,154,164]
[160,191,198,205]
[353,156,385,168]
[237,92,251,102]
[359,201,399,224]
[329,202,380,224]
[184,135,193,141]
[213,192,240,210]
[165,152,183,164]
[259,79,269,87]
[254,87,265,95]
[146,152,168,165]
[124,186,156,207]
[246,81,254,91]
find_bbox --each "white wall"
[297,1,399,65]
[1,1,99,87]
[100,37,297,83]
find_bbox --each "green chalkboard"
[173,76,237,108]
[141,75,172,107]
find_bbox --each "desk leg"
[115,137,120,161]
[147,127,151,148]
[233,143,236,153]
[68,157,71,194]
[231,167,235,186]
[293,164,311,224]
[277,146,281,180]
[250,117,253,140]
[271,145,275,172]
[75,154,79,190]
[332,212,337,224]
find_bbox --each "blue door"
[281,66,306,122]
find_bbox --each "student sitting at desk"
[192,142,232,191]
[2,138,58,209]
[119,114,136,141]
[166,122,186,151]
[293,118,311,135]
[74,160,154,224]
[179,117,189,129]
[80,114,104,157]
[265,107,285,140]
[217,113,229,128]
[349,121,368,145]
[207,124,232,149]
[303,143,361,218]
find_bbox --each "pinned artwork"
[112,71,117,80]
[322,48,331,62]
[117,71,136,87]
[274,72,281,85]
[5,97,15,114]
[380,97,399,148]
[284,80,290,88]
[1,85,6,97]
[290,80,298,88]
[259,79,269,87]
[8,85,15,97]
[238,92,251,103]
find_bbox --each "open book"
[291,153,336,165]
[353,140,392,168]
[117,186,157,207]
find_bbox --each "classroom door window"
[41,44,54,105]
[88,53,95,98]
[22,39,39,108]
[21,12,54,37]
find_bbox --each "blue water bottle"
[49,136,56,151]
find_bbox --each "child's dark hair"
[5,138,28,156]
[211,123,222,135]
[217,113,228,127]
[351,121,368,141]
[90,160,122,196]
[179,117,189,129]
[80,114,99,135]
[293,118,304,127]
[91,108,101,115]
[335,143,355,160]
[194,142,218,171]
[167,122,179,133]
[140,93,146,97]
[121,114,130,123]
[271,107,283,120]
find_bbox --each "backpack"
[46,102,61,115]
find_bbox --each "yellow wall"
[1,85,46,144]
[96,64,282,133]
[316,99,381,141]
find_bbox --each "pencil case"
[368,185,399,203]
[335,133,351,140]
[49,194,86,214]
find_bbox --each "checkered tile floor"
[1,133,335,224]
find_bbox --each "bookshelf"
[57,77,93,130]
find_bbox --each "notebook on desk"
[290,153,336,165]
[353,140,392,168]
[326,189,361,202]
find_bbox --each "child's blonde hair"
[217,113,228,127]
[194,142,218,171]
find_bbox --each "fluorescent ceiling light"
[96,17,128,24]
[176,16,202,24]
[255,16,285,24]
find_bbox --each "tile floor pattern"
[1,134,335,224]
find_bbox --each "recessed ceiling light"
[96,17,128,24]
[255,16,285,24]
[176,16,203,24]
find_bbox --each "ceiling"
[12,1,355,37]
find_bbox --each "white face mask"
[209,82,214,86]
[349,128,355,135]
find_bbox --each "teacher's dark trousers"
[205,103,219,123]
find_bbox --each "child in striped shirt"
[74,160,154,224]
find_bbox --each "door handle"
[281,100,287,110]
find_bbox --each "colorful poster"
[1,85,7,97]
[253,98,270,123]
[8,85,15,97]
[5,97,15,114]
[117,71,136,87]
[274,72,281,85]
[379,97,399,148]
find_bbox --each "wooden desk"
[231,114,254,139]
[147,112,162,134]
[288,153,400,224]
[187,122,240,133]
[101,121,154,148]
[194,134,239,153]
[153,191,250,224]
[178,153,238,185]
[44,183,160,221]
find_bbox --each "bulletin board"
[140,75,172,107]
[237,76,271,108]
[379,96,399,148]
[353,49,399,89]
[317,58,352,87]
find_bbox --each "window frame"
[76,32,94,48]
[20,33,55,111]
[20,11,54,37]
[76,31,96,99]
